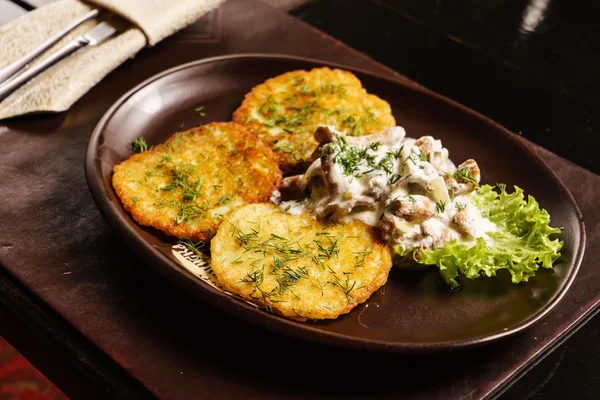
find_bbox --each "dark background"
[294,0,600,176]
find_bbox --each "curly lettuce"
[394,185,563,288]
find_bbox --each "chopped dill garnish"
[353,246,372,268]
[435,200,446,213]
[329,137,404,181]
[328,275,356,304]
[218,195,232,205]
[178,239,209,261]
[241,269,263,285]
[406,150,420,165]
[182,193,196,201]
[195,105,206,117]
[150,156,209,224]
[369,142,381,151]
[258,95,278,115]
[145,168,164,177]
[276,265,310,294]
[449,167,479,186]
[132,137,151,153]
[314,237,340,260]
[273,143,294,153]
[175,203,207,224]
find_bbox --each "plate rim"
[85,53,586,352]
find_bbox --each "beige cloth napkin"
[0,0,225,120]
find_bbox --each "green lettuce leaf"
[394,185,563,288]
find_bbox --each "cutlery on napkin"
[0,8,100,85]
[0,0,226,120]
[0,19,121,102]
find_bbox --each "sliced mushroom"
[366,174,388,199]
[314,125,405,147]
[380,213,421,245]
[319,195,376,217]
[421,218,454,249]
[415,136,449,171]
[282,175,304,190]
[452,208,476,238]
[445,159,481,195]
[388,195,435,221]
[415,136,434,151]
[459,159,481,183]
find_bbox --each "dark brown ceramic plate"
[85,54,585,352]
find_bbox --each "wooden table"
[2,0,600,399]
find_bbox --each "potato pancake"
[112,122,282,242]
[210,203,392,321]
[233,67,396,173]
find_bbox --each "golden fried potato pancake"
[112,122,282,242]
[210,203,392,321]
[233,67,396,173]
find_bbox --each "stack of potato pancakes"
[112,68,396,322]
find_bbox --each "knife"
[0,20,119,102]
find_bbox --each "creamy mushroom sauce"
[274,125,497,252]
